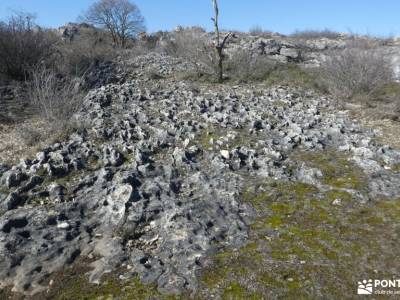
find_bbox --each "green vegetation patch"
[54,275,160,300]
[372,81,400,100]
[292,150,368,190]
[265,64,318,90]
[20,258,165,300]
[197,176,400,299]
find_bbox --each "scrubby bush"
[0,12,57,80]
[291,29,342,40]
[319,48,393,99]
[164,28,218,78]
[249,25,263,35]
[249,25,274,38]
[55,28,114,76]
[29,66,84,126]
[225,50,275,82]
[129,34,160,55]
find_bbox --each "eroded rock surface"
[1,54,400,297]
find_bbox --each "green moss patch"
[21,258,165,300]
[221,282,262,300]
[53,275,160,300]
[372,82,400,100]
[292,150,368,190]
[197,177,400,299]
[265,64,318,89]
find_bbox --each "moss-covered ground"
[196,150,400,299]
[1,258,168,300]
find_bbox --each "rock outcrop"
[57,22,94,42]
[1,53,400,297]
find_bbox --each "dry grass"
[0,120,49,164]
[346,103,400,150]
[345,85,400,150]
[365,119,400,150]
[0,116,85,165]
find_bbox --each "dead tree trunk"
[211,0,232,83]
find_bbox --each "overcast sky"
[0,0,399,36]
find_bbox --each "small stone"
[57,222,70,230]
[253,120,263,130]
[332,198,341,206]
[183,138,190,148]
[220,150,230,159]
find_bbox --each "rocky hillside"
[162,28,400,77]
[1,51,400,299]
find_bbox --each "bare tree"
[211,0,232,83]
[83,0,145,48]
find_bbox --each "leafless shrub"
[129,36,159,56]
[56,28,114,76]
[319,48,393,99]
[163,28,218,77]
[343,36,395,50]
[226,50,276,82]
[346,31,394,47]
[291,29,342,40]
[344,38,379,50]
[29,66,85,126]
[249,25,274,38]
[249,25,263,35]
[0,12,57,80]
